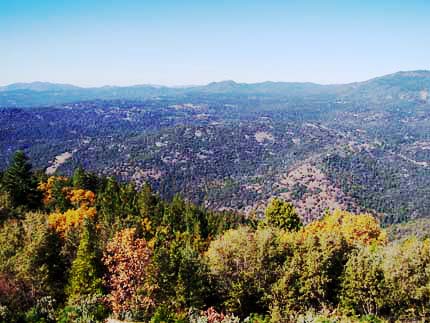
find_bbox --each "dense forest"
[2,71,430,225]
[0,151,429,323]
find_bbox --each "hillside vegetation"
[0,152,429,323]
[2,71,430,225]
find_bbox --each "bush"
[188,307,240,323]
[150,304,188,323]
[25,296,56,323]
[57,294,108,323]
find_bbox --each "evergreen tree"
[72,166,99,192]
[66,219,103,305]
[163,194,186,233]
[2,151,40,209]
[72,166,86,189]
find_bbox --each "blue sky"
[1,0,429,86]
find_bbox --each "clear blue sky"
[1,0,429,87]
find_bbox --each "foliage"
[57,294,108,323]
[0,161,429,322]
[270,211,387,320]
[66,219,103,305]
[152,232,209,311]
[38,176,70,210]
[25,296,56,323]
[205,226,285,316]
[103,227,156,320]
[302,210,387,247]
[2,151,40,209]
[382,238,430,320]
[188,307,240,323]
[263,198,302,231]
[340,246,387,316]
[271,229,350,319]
[47,187,97,236]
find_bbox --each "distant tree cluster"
[0,152,429,323]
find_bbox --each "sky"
[1,0,430,87]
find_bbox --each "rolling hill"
[2,70,430,225]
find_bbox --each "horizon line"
[1,69,429,89]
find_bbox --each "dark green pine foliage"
[152,233,209,311]
[72,166,100,192]
[175,243,209,309]
[66,219,103,305]
[163,194,187,233]
[2,151,40,209]
[137,183,163,227]
[97,177,121,226]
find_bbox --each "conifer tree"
[2,151,40,208]
[72,166,86,189]
[66,219,103,304]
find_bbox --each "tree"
[151,231,209,312]
[2,151,40,209]
[263,198,302,231]
[72,167,100,192]
[38,176,71,212]
[303,210,387,247]
[270,211,388,321]
[270,229,350,320]
[66,219,103,305]
[47,188,97,237]
[383,238,430,320]
[205,226,285,316]
[163,194,187,233]
[96,177,121,236]
[103,228,155,320]
[340,245,387,316]
[14,212,67,304]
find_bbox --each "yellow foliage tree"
[38,176,68,206]
[47,187,97,236]
[302,210,387,247]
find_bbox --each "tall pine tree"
[2,151,40,209]
[66,219,103,304]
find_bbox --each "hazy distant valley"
[3,70,430,224]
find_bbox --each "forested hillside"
[2,71,430,224]
[0,152,429,323]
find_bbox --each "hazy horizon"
[2,0,430,87]
[2,69,430,89]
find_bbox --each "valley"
[2,71,430,224]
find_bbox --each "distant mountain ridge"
[0,81,82,92]
[1,70,430,107]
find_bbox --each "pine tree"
[72,166,99,192]
[72,166,86,189]
[2,151,40,208]
[66,219,103,305]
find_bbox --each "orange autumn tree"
[38,176,69,207]
[103,228,156,320]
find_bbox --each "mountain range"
[1,70,430,107]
